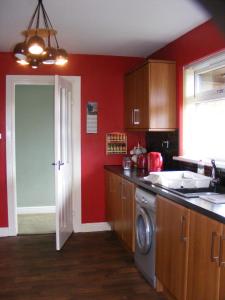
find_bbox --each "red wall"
[149,20,225,153]
[3,21,223,227]
[0,53,145,227]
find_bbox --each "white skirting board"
[0,227,10,237]
[0,222,111,237]
[17,206,56,214]
[74,222,112,233]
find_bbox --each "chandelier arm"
[35,0,41,33]
[41,3,51,47]
[41,2,60,48]
[27,1,40,31]
[40,2,54,29]
[40,2,48,27]
[53,34,60,49]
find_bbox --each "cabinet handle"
[211,232,219,263]
[219,235,225,267]
[133,109,140,125]
[180,216,187,242]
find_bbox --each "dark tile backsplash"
[145,130,179,170]
[146,130,225,187]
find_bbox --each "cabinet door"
[187,211,222,300]
[156,196,190,300]
[134,64,149,129]
[105,171,122,234]
[112,174,123,239]
[105,170,113,225]
[125,72,136,129]
[149,62,176,130]
[220,225,225,300]
[122,179,135,252]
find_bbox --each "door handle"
[211,232,219,263]
[52,160,64,170]
[219,235,225,267]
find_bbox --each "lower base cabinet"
[106,171,225,299]
[156,196,225,300]
[156,195,189,300]
[121,178,135,252]
[187,211,223,300]
[105,170,135,252]
[220,225,225,300]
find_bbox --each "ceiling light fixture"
[13,0,68,68]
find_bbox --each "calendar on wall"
[86,102,98,133]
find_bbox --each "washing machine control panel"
[135,188,156,209]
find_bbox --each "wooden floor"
[0,231,167,300]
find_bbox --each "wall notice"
[86,102,98,133]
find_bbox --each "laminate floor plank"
[0,232,166,300]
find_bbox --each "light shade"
[30,57,41,69]
[42,47,56,64]
[27,35,45,55]
[55,48,68,66]
[16,59,29,65]
[13,42,27,60]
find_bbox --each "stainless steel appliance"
[156,185,218,198]
[135,187,156,287]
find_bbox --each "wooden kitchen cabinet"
[113,176,123,240]
[124,59,176,131]
[121,178,135,252]
[105,170,118,226]
[156,195,225,300]
[105,170,122,233]
[220,225,225,300]
[124,71,136,129]
[156,195,190,300]
[105,170,135,252]
[105,170,113,224]
[187,211,223,300]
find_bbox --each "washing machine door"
[136,207,153,254]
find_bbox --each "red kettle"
[147,152,163,172]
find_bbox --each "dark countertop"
[104,165,225,224]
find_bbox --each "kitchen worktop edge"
[104,165,225,224]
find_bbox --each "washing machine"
[134,187,156,288]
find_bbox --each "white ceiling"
[0,0,210,57]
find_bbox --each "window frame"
[182,50,225,164]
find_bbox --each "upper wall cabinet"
[124,59,177,131]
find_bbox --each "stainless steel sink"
[170,189,218,198]
[157,185,219,198]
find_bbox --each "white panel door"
[54,75,73,250]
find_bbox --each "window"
[183,51,225,162]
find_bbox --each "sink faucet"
[210,159,220,189]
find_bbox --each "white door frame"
[6,75,81,236]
